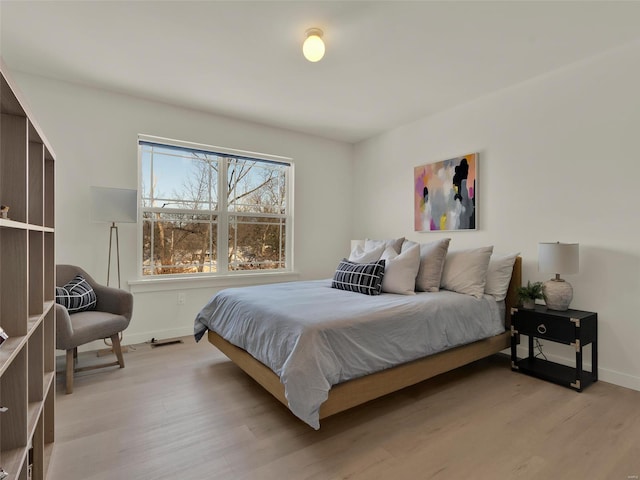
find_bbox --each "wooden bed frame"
[208,257,522,422]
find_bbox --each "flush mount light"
[303,28,325,62]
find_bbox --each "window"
[139,136,292,277]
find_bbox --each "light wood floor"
[49,336,640,480]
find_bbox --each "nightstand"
[510,305,598,391]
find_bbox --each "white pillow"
[485,252,519,301]
[440,246,494,298]
[380,244,420,295]
[348,244,384,264]
[365,237,405,255]
[402,238,451,292]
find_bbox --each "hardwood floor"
[49,336,640,479]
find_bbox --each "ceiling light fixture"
[303,28,325,62]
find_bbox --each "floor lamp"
[90,186,138,288]
[90,186,137,357]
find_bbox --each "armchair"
[56,265,133,393]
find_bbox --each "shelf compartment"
[27,399,44,442]
[29,231,44,316]
[28,139,44,227]
[0,227,28,337]
[44,152,54,230]
[43,376,54,446]
[0,445,28,480]
[0,335,28,378]
[28,323,44,404]
[514,357,596,391]
[26,316,42,341]
[32,375,55,480]
[33,372,55,457]
[44,232,55,302]
[43,308,55,374]
[0,113,28,224]
[30,410,44,480]
[1,347,27,452]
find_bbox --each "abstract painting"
[414,153,477,232]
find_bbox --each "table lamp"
[538,242,579,311]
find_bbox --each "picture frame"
[414,153,478,232]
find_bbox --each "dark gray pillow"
[331,259,385,296]
[55,275,97,313]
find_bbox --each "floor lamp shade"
[90,187,138,224]
[538,242,579,311]
[90,187,138,288]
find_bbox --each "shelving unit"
[1,58,55,480]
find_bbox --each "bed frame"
[208,257,522,422]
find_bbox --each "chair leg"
[111,334,125,368]
[66,349,74,394]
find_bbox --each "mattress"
[194,279,504,429]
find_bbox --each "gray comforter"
[194,279,504,429]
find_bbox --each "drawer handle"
[537,324,547,334]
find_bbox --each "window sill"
[128,271,301,294]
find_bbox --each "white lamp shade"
[90,186,138,223]
[538,242,579,274]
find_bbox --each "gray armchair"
[56,265,133,393]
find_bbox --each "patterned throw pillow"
[331,259,386,296]
[55,275,97,313]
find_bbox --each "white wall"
[352,40,640,391]
[12,72,354,346]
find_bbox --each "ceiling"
[2,1,640,144]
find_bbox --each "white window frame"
[136,134,294,280]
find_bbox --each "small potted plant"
[517,281,544,309]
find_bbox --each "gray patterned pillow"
[55,275,97,313]
[331,259,385,296]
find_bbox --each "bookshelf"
[1,59,55,480]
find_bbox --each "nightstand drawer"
[513,314,575,343]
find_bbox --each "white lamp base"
[543,278,573,311]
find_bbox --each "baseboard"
[119,326,195,346]
[597,367,640,392]
[69,326,195,354]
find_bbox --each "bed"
[195,256,521,429]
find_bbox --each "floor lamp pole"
[100,221,127,357]
[107,221,121,288]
